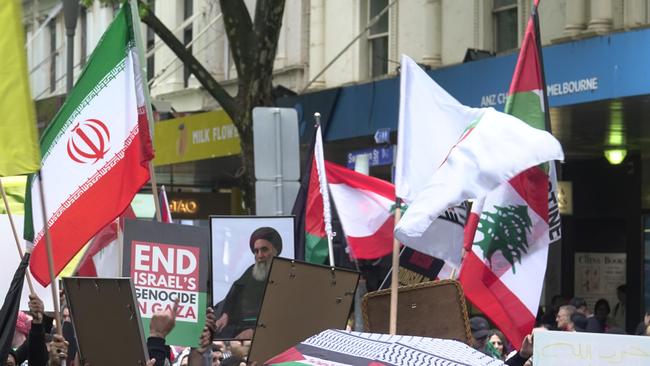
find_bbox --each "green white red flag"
[24,4,154,286]
[303,125,332,264]
[459,0,561,349]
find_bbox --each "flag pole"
[36,173,63,337]
[0,178,36,295]
[128,0,162,222]
[389,200,401,335]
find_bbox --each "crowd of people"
[4,293,249,366]
[468,285,650,366]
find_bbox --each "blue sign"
[374,128,391,144]
[346,146,395,169]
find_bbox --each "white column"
[564,0,587,36]
[308,0,325,88]
[153,0,184,94]
[421,0,441,67]
[624,0,646,28]
[588,0,613,33]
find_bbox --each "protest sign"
[210,216,294,339]
[123,219,209,347]
[63,277,148,366]
[534,330,650,365]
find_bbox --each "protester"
[504,332,534,366]
[148,299,180,366]
[46,334,68,366]
[12,311,30,348]
[585,298,611,333]
[556,305,577,331]
[469,316,490,353]
[487,330,507,360]
[571,312,588,332]
[569,297,591,317]
[634,308,650,335]
[540,295,567,329]
[612,284,626,330]
[215,227,282,339]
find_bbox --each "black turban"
[249,227,282,255]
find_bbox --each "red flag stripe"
[325,161,395,201]
[459,252,535,349]
[507,166,549,222]
[346,216,394,259]
[507,9,543,95]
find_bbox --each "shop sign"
[166,192,230,220]
[153,110,240,166]
[346,145,395,168]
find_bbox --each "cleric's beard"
[252,260,270,281]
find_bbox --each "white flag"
[395,108,564,268]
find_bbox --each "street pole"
[63,0,79,94]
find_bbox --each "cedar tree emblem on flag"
[475,204,532,273]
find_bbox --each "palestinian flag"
[326,162,394,259]
[459,0,560,349]
[293,125,331,264]
[24,4,154,286]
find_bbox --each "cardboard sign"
[248,258,360,364]
[123,219,209,347]
[533,330,650,365]
[63,277,148,366]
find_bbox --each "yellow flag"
[0,176,27,215]
[0,0,40,177]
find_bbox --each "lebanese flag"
[459,0,560,349]
[325,161,394,259]
[24,4,154,286]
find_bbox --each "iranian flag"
[24,4,154,286]
[326,161,394,259]
[301,125,333,264]
[459,0,560,349]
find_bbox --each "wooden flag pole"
[36,173,63,337]
[389,203,402,335]
[0,177,36,295]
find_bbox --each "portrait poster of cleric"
[210,216,295,339]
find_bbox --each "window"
[49,19,57,93]
[368,0,389,77]
[147,0,156,81]
[493,0,518,53]
[183,0,193,87]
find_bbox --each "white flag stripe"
[329,183,393,237]
[32,52,138,237]
[395,54,484,204]
[476,181,550,315]
[314,125,334,241]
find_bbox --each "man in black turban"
[214,227,282,339]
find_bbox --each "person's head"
[5,350,17,366]
[569,297,589,316]
[488,330,506,357]
[249,227,282,281]
[571,312,588,332]
[617,284,626,304]
[470,316,490,350]
[556,305,577,331]
[62,306,71,323]
[594,298,611,322]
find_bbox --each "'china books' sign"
[123,219,209,347]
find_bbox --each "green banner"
[153,110,240,166]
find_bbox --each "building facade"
[22,0,650,331]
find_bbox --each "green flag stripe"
[39,5,132,156]
[504,91,544,130]
[305,233,328,264]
